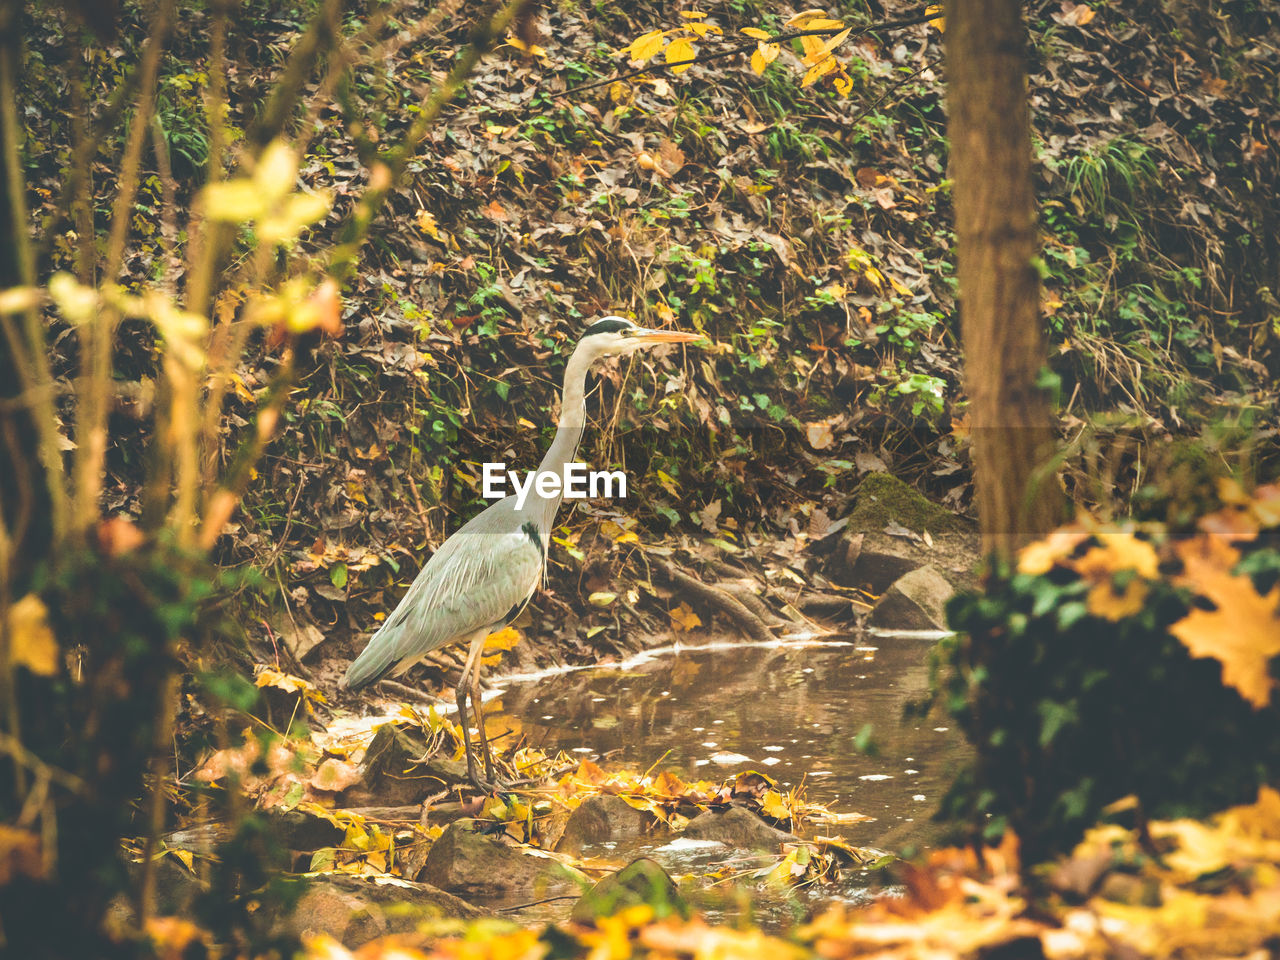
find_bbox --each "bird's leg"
[454,680,479,786]
[456,629,490,790]
[468,649,500,787]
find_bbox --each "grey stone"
[682,806,797,850]
[272,874,480,947]
[571,858,688,925]
[420,819,589,900]
[556,794,657,855]
[867,565,955,630]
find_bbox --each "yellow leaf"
[666,37,696,73]
[484,626,521,651]
[254,141,299,200]
[799,34,825,63]
[229,372,256,404]
[1075,534,1159,580]
[786,9,827,27]
[629,30,666,63]
[814,27,851,62]
[801,55,839,87]
[506,34,548,58]
[761,790,791,820]
[679,10,707,17]
[8,594,57,677]
[415,210,439,238]
[202,180,264,223]
[740,27,771,40]
[255,667,327,703]
[833,72,853,96]
[925,4,946,31]
[1086,578,1149,622]
[750,49,768,74]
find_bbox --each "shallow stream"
[481,633,969,924]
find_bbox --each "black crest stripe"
[583,318,632,337]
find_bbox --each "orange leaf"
[669,601,703,631]
[1170,539,1280,708]
[1016,528,1090,574]
[805,420,835,451]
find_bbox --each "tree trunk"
[945,0,1064,559]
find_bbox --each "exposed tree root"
[656,560,778,644]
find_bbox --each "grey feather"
[343,495,544,691]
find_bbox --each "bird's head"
[575,315,702,362]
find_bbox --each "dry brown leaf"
[309,758,363,793]
[805,419,835,450]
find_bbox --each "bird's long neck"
[531,344,593,530]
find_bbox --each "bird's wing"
[343,497,544,690]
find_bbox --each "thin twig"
[0,30,67,542]
[845,53,944,132]
[77,0,173,538]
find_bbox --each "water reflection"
[489,636,968,852]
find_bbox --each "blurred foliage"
[934,485,1280,865]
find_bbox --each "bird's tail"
[341,632,402,692]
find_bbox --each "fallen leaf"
[1170,538,1280,708]
[805,420,835,450]
[8,594,57,677]
[669,602,703,631]
[309,758,363,793]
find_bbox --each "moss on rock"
[848,473,964,533]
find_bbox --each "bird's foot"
[462,756,509,793]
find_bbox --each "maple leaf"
[1170,539,1280,708]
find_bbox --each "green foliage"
[934,550,1280,866]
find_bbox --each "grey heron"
[343,316,701,787]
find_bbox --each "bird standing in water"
[343,317,701,786]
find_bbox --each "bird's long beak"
[629,327,703,344]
